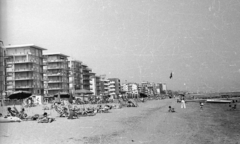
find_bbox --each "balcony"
[47,87,63,90]
[14,59,37,64]
[83,82,90,86]
[44,59,67,63]
[109,89,115,92]
[47,80,65,83]
[6,77,13,81]
[109,85,115,88]
[15,76,35,81]
[82,73,91,76]
[14,68,37,72]
[47,66,67,70]
[47,73,65,76]
[15,85,34,89]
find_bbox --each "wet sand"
[0,99,239,144]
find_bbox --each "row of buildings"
[0,44,167,102]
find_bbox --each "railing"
[48,87,63,90]
[15,77,35,80]
[48,80,64,83]
[15,85,34,88]
[15,68,37,72]
[44,59,67,62]
[47,73,65,76]
[14,59,38,63]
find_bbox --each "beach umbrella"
[139,92,148,98]
[7,91,32,100]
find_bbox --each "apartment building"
[90,75,101,96]
[81,64,92,90]
[43,53,69,96]
[128,83,139,94]
[0,46,4,101]
[4,44,46,96]
[157,83,167,94]
[99,75,109,96]
[108,78,121,98]
[68,58,82,94]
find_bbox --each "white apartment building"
[68,58,82,94]
[43,53,69,96]
[4,44,46,96]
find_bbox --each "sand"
[0,99,240,144]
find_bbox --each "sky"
[1,0,240,92]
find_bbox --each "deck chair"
[54,105,68,117]
[7,107,17,117]
[96,105,109,113]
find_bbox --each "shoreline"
[0,99,240,144]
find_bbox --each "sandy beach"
[0,99,240,144]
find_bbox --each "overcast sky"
[1,0,240,92]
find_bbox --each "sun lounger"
[54,105,69,117]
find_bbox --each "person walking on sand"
[200,102,204,110]
[181,98,186,109]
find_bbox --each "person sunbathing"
[168,106,175,112]
[7,107,17,117]
[38,112,55,123]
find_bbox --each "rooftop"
[43,52,69,57]
[4,44,47,50]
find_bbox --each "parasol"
[7,91,32,100]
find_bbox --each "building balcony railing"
[109,89,115,92]
[47,73,65,76]
[82,73,91,76]
[14,59,39,64]
[47,66,68,70]
[109,85,115,88]
[43,59,67,63]
[14,68,38,72]
[15,85,34,89]
[47,87,63,90]
[15,77,35,80]
[47,80,65,83]
[82,77,90,80]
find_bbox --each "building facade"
[68,58,82,94]
[90,75,101,96]
[0,45,4,101]
[43,53,69,96]
[81,64,92,90]
[4,44,46,96]
[108,78,121,98]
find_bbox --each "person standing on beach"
[200,102,204,110]
[181,98,186,109]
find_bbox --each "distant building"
[0,45,4,101]
[90,75,101,96]
[99,75,109,96]
[43,53,69,96]
[68,58,82,94]
[108,78,121,98]
[81,64,92,90]
[4,44,46,97]
[157,83,167,94]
